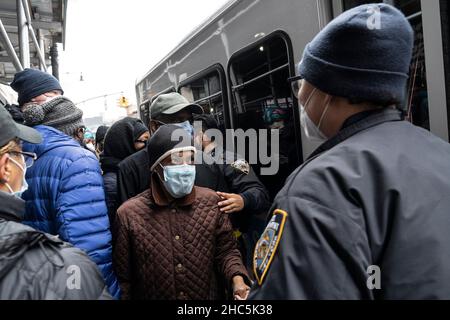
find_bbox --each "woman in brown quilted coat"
[113,124,251,300]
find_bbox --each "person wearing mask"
[6,68,63,125]
[84,130,96,154]
[113,124,251,300]
[19,96,120,299]
[133,120,150,152]
[116,93,228,206]
[95,125,109,156]
[10,68,63,110]
[0,106,111,299]
[249,4,450,300]
[100,117,149,221]
[117,94,269,214]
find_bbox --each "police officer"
[250,4,450,299]
[194,114,271,266]
[116,93,221,205]
[194,114,270,217]
[117,94,270,216]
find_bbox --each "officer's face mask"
[159,163,196,199]
[300,88,331,143]
[5,155,29,199]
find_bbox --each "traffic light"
[118,96,129,107]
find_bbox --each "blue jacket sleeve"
[55,153,121,299]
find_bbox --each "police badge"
[231,159,250,175]
[253,209,288,285]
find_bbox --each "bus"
[135,0,449,198]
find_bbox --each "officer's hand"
[217,192,245,214]
[232,276,250,300]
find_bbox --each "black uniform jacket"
[250,108,450,300]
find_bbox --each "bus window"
[179,69,226,131]
[139,101,150,126]
[150,87,176,104]
[344,0,430,131]
[229,34,300,199]
[141,87,176,123]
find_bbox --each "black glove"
[4,104,24,124]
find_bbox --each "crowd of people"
[1,3,450,300]
[0,67,267,300]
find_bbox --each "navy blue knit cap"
[298,3,414,105]
[10,68,64,106]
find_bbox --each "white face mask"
[5,155,28,199]
[299,88,331,143]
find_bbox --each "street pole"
[17,0,30,68]
[50,44,59,80]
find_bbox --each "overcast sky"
[59,0,230,121]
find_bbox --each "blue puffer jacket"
[22,125,120,299]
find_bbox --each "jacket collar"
[308,108,403,160]
[0,191,25,222]
[23,125,80,158]
[150,173,196,207]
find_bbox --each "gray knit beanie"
[298,3,414,105]
[23,96,84,136]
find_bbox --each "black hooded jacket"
[100,117,147,221]
[0,191,111,299]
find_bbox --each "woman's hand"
[232,275,250,300]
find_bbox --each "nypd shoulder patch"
[253,209,288,285]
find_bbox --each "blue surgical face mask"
[159,164,196,199]
[5,156,29,199]
[176,121,194,137]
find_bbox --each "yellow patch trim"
[253,209,288,286]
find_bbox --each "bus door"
[228,32,302,199]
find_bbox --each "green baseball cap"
[0,105,42,147]
[149,92,203,120]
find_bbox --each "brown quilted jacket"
[113,176,250,300]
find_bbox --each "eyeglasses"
[9,151,37,168]
[287,75,303,98]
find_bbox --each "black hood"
[101,117,146,173]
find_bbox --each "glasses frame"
[9,151,37,168]
[287,75,304,98]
